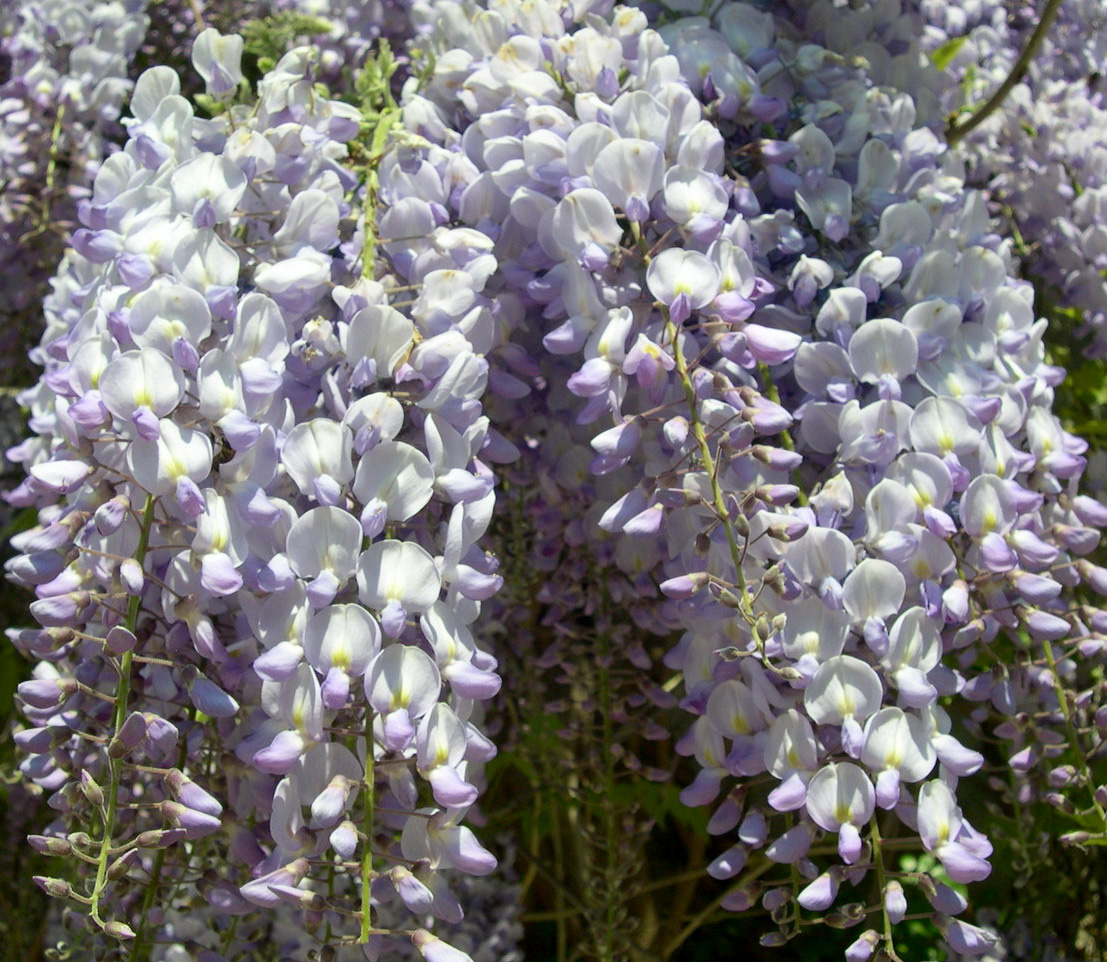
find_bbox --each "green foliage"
[353,38,398,120]
[930,34,969,71]
[241,13,334,74]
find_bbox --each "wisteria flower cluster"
[6,21,515,962]
[0,0,154,385]
[4,0,1107,960]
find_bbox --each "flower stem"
[946,0,1064,147]
[359,722,376,943]
[90,494,156,929]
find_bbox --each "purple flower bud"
[131,406,161,441]
[738,810,767,847]
[380,599,407,638]
[411,929,474,962]
[844,930,878,961]
[253,641,303,681]
[798,871,838,910]
[106,625,137,655]
[330,820,358,859]
[240,858,310,907]
[1013,571,1062,604]
[765,823,813,863]
[80,770,104,806]
[17,677,77,710]
[443,661,502,699]
[707,845,747,880]
[252,730,307,774]
[95,498,128,536]
[321,666,351,710]
[15,726,66,754]
[938,917,998,955]
[660,573,710,599]
[30,592,85,627]
[28,835,72,856]
[34,876,72,898]
[313,473,342,506]
[176,477,206,518]
[200,553,243,596]
[120,559,145,596]
[108,712,148,758]
[884,880,906,923]
[159,800,221,837]
[188,676,239,718]
[1073,495,1107,527]
[979,532,1016,572]
[392,866,435,912]
[1024,609,1071,640]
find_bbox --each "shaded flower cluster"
[0,0,151,384]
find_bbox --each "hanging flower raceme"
[5,15,510,960]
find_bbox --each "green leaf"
[930,35,968,71]
[241,13,334,66]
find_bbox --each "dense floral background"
[1,0,1105,960]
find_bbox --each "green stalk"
[90,494,157,929]
[1041,638,1107,824]
[946,0,1064,147]
[870,816,901,961]
[359,723,376,943]
[664,310,751,601]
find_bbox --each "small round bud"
[33,876,71,898]
[107,849,140,880]
[28,835,72,857]
[102,920,136,940]
[80,770,104,807]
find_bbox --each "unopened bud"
[102,920,136,940]
[1095,705,1107,735]
[33,876,71,898]
[105,625,137,655]
[1060,831,1091,846]
[762,887,791,911]
[45,627,76,648]
[94,497,128,536]
[108,712,147,758]
[107,849,140,880]
[80,770,104,807]
[759,932,790,947]
[1048,765,1077,787]
[1045,792,1075,815]
[883,880,906,924]
[715,587,745,609]
[659,572,709,599]
[135,828,187,848]
[28,835,72,856]
[119,558,145,595]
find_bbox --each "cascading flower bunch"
[6,24,510,962]
[381,0,1107,956]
